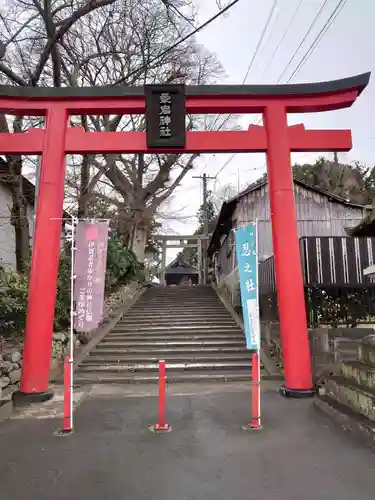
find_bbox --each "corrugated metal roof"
[208,177,369,255]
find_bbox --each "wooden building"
[165,254,199,286]
[0,162,68,268]
[207,178,371,308]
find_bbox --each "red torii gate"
[0,73,370,402]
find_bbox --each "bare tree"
[0,0,226,264]
[0,0,122,271]
[57,0,223,261]
[211,182,238,213]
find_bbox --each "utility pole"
[193,173,215,284]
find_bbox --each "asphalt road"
[0,388,374,500]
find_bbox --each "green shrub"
[0,237,144,337]
[54,254,72,332]
[106,236,144,291]
[0,265,29,335]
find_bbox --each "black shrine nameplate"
[145,84,186,148]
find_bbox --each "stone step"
[73,369,258,385]
[111,324,240,332]
[110,330,242,338]
[139,293,217,297]
[99,341,245,350]
[103,333,244,342]
[83,352,253,364]
[91,345,248,355]
[121,316,234,323]
[314,395,375,449]
[74,285,262,386]
[129,307,226,313]
[77,360,253,373]
[136,297,219,300]
[114,322,238,330]
[139,297,219,302]
[137,295,218,298]
[135,304,222,309]
[141,298,219,302]
[325,376,375,422]
[125,309,231,316]
[125,310,232,316]
[140,298,218,302]
[117,317,235,325]
[340,360,375,392]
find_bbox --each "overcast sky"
[164,0,375,263]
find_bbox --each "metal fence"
[259,236,375,327]
[260,286,375,327]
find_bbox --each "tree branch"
[31,0,118,85]
[0,61,27,85]
[34,0,62,86]
[142,154,179,201]
[152,154,198,207]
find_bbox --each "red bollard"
[150,360,171,432]
[243,351,262,431]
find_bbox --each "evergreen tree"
[183,191,217,266]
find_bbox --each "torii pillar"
[0,73,369,402]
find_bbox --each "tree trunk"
[131,225,148,262]
[9,156,30,273]
[78,154,90,218]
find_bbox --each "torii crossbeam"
[0,72,370,402]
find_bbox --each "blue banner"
[234,223,260,350]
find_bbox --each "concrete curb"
[211,283,282,378]
[74,286,147,369]
[314,395,375,450]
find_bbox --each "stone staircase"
[316,334,375,446]
[75,285,265,385]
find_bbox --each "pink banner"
[74,221,109,332]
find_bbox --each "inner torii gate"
[0,72,370,402]
[155,234,209,285]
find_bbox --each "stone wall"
[0,349,22,400]
[315,334,375,447]
[261,320,373,382]
[0,280,143,401]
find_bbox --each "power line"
[260,0,304,81]
[242,0,279,83]
[251,0,346,128]
[285,0,348,83]
[215,153,236,177]
[255,2,286,65]
[112,0,242,86]
[277,0,330,83]
[203,0,278,176]
[205,0,347,181]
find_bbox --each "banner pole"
[56,216,76,436]
[62,356,72,433]
[69,216,76,432]
[255,219,261,427]
[252,219,261,429]
[236,219,262,432]
[249,351,261,429]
